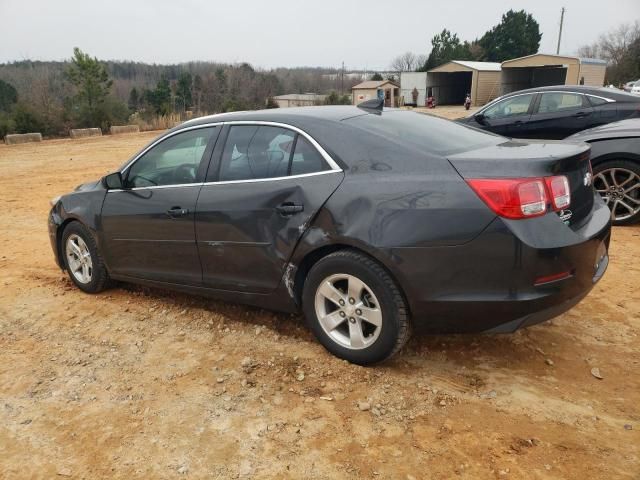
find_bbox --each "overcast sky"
[1,0,638,70]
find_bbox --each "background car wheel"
[302,250,411,365]
[62,222,110,293]
[593,160,640,225]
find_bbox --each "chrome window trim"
[107,170,342,193]
[585,94,616,103]
[115,120,342,191]
[202,169,340,186]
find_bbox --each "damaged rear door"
[195,123,344,293]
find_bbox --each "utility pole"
[341,61,344,95]
[556,7,565,55]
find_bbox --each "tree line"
[0,51,361,138]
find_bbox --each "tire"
[302,250,411,365]
[593,160,640,226]
[61,222,110,293]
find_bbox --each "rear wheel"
[62,222,110,293]
[593,160,640,225]
[302,250,411,365]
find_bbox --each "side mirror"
[474,113,487,125]
[102,171,124,190]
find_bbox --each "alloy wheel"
[594,167,640,222]
[314,273,382,350]
[65,234,93,284]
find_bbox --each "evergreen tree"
[0,79,18,112]
[151,76,172,115]
[478,10,541,62]
[424,29,472,70]
[65,47,113,126]
[128,87,140,111]
[175,72,193,111]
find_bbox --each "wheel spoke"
[624,194,640,205]
[609,169,619,187]
[81,263,90,282]
[348,319,366,349]
[624,182,639,194]
[359,306,382,327]
[617,199,635,214]
[319,310,346,332]
[317,281,345,307]
[69,240,82,257]
[596,173,609,189]
[618,173,634,188]
[347,276,365,302]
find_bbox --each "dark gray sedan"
[48,104,611,364]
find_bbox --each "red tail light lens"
[467,178,548,219]
[545,175,571,209]
[467,175,572,220]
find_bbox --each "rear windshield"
[345,110,500,156]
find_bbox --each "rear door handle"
[276,202,304,216]
[573,111,590,118]
[167,206,189,218]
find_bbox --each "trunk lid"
[447,139,594,228]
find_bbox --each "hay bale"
[70,128,102,139]
[110,125,140,135]
[4,133,43,145]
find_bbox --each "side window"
[126,127,214,188]
[483,94,535,119]
[290,136,330,175]
[537,92,585,113]
[587,95,609,107]
[219,126,295,181]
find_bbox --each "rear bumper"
[389,195,611,333]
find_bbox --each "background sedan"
[457,85,640,139]
[567,118,640,225]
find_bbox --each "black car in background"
[457,86,640,139]
[49,105,610,364]
[567,119,640,225]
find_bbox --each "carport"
[501,54,606,95]
[427,61,502,106]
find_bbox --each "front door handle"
[573,111,590,118]
[167,206,189,218]
[276,202,304,216]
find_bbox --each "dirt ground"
[0,129,638,480]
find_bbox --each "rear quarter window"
[345,111,500,156]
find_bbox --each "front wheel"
[302,250,411,365]
[62,222,110,293]
[593,160,640,225]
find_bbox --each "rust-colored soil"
[0,132,638,479]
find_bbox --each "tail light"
[467,175,571,220]
[545,176,570,209]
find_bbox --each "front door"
[195,124,343,293]
[101,126,219,285]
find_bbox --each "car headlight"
[50,195,62,207]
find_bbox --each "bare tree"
[390,52,425,73]
[578,21,640,63]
